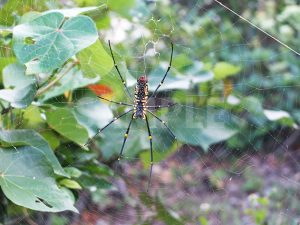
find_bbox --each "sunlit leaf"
[77,40,113,78]
[213,62,241,80]
[13,12,98,74]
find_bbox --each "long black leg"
[147,110,176,139]
[149,42,173,99]
[145,115,153,192]
[98,96,132,106]
[84,109,133,146]
[108,40,133,100]
[118,114,134,160]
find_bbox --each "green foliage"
[0,147,77,212]
[46,108,89,146]
[13,12,98,74]
[0,0,299,222]
[77,40,113,78]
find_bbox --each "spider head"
[138,75,148,84]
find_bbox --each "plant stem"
[35,61,79,97]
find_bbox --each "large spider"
[85,40,176,190]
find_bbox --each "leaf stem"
[35,61,79,97]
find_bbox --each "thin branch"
[35,61,79,97]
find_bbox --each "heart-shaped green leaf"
[0,147,77,212]
[13,12,98,74]
[0,129,67,177]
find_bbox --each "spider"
[85,40,176,190]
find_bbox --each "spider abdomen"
[133,75,148,119]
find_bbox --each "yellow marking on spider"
[162,121,166,124]
[148,136,152,140]
[124,133,128,138]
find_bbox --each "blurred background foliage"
[0,0,300,224]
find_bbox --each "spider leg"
[147,102,177,110]
[108,40,133,100]
[118,114,134,160]
[149,42,173,99]
[84,109,133,147]
[145,115,153,192]
[98,96,132,106]
[146,110,176,139]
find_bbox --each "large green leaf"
[166,107,239,151]
[38,66,99,102]
[0,129,67,177]
[13,12,98,74]
[0,147,77,212]
[77,40,113,78]
[46,108,89,146]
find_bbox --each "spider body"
[133,75,148,119]
[86,40,174,191]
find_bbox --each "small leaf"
[213,62,241,80]
[13,12,98,74]
[59,179,82,190]
[0,147,77,212]
[88,84,113,95]
[264,109,296,127]
[64,167,82,178]
[46,108,89,146]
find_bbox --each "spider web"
[1,0,300,224]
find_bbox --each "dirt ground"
[67,144,300,225]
